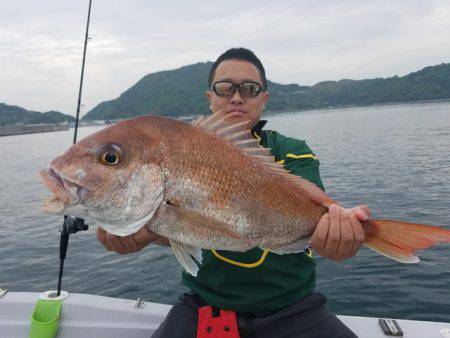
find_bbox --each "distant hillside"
[0,103,75,126]
[83,62,450,121]
[84,62,213,121]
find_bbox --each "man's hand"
[97,226,169,255]
[311,204,371,262]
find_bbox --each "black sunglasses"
[211,81,264,98]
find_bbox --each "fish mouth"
[37,166,88,214]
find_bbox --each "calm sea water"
[1,101,449,322]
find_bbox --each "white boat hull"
[1,292,448,338]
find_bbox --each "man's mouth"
[226,109,247,117]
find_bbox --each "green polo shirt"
[182,121,325,314]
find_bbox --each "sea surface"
[1,101,449,322]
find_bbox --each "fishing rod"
[56,0,93,297]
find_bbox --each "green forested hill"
[294,63,450,108]
[4,62,450,125]
[0,103,75,126]
[82,61,450,120]
[84,62,213,121]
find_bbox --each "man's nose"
[230,88,244,104]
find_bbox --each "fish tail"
[363,219,450,263]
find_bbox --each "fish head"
[37,118,166,236]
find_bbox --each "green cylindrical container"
[29,291,68,338]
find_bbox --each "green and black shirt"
[182,120,325,315]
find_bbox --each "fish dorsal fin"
[191,115,206,126]
[192,111,230,130]
[191,111,272,158]
[215,121,249,137]
[192,111,337,207]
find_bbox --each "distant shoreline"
[0,123,69,137]
[264,98,450,116]
[5,98,447,134]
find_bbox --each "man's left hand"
[311,204,371,262]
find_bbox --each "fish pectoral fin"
[263,236,312,254]
[169,239,202,276]
[165,203,242,239]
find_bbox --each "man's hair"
[208,48,267,90]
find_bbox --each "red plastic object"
[197,305,240,338]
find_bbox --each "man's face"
[207,59,269,129]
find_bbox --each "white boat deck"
[1,291,449,338]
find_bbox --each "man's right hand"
[96,226,169,255]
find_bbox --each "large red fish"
[37,112,450,275]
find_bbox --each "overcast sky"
[1,0,449,116]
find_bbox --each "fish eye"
[97,144,123,166]
[102,151,118,165]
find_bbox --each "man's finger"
[106,234,127,255]
[324,204,341,258]
[311,214,330,251]
[96,227,112,251]
[337,209,354,259]
[133,226,159,246]
[352,205,371,221]
[120,235,141,253]
[349,212,365,257]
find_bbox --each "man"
[97,48,370,337]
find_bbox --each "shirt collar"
[251,120,267,135]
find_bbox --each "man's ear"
[263,91,269,106]
[206,90,213,110]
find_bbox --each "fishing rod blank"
[57,0,93,297]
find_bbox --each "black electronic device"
[378,318,403,336]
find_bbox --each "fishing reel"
[60,216,89,261]
[61,215,89,235]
